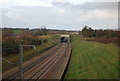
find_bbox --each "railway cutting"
[2,34,71,81]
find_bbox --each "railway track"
[3,43,68,80]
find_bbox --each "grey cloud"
[52,2,118,11]
[2,2,118,30]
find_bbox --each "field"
[65,35,118,79]
[12,30,24,34]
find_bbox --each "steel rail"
[3,43,62,80]
[17,44,65,79]
[26,44,66,80]
[36,43,68,80]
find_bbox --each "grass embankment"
[65,35,118,79]
[3,34,59,72]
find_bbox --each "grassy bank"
[65,35,118,79]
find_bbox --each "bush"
[2,41,19,56]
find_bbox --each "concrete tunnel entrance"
[60,35,70,43]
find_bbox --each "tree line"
[80,25,119,38]
[80,25,120,46]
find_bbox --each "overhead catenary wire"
[0,57,17,66]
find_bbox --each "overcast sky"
[0,0,119,30]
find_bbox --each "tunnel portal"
[60,35,70,43]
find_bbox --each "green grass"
[12,30,24,34]
[2,34,60,72]
[65,35,118,79]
